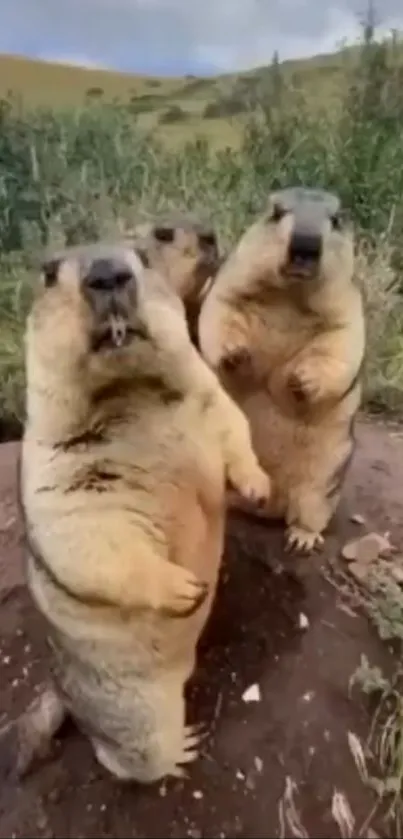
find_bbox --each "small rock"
[341,532,393,564]
[236,769,245,780]
[350,513,365,525]
[254,756,263,772]
[245,774,255,790]
[47,788,61,804]
[349,562,370,582]
[298,612,309,630]
[35,811,48,831]
[192,790,203,800]
[242,683,261,703]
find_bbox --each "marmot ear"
[41,257,62,287]
[265,202,287,224]
[134,246,150,268]
[153,225,175,244]
[330,208,351,231]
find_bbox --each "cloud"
[38,53,111,71]
[0,0,402,75]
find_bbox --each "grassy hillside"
[0,46,374,149]
[0,53,184,104]
[0,50,344,104]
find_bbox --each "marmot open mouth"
[90,324,136,352]
[281,259,319,280]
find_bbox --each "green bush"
[85,87,104,100]
[203,96,246,119]
[158,104,188,123]
[0,20,403,439]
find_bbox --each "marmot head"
[26,242,188,383]
[127,214,220,305]
[233,186,354,293]
[24,243,193,437]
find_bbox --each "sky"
[0,0,402,76]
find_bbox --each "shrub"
[85,87,104,100]
[203,96,247,119]
[158,104,188,123]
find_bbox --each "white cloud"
[38,54,111,71]
[189,4,403,72]
[1,0,403,75]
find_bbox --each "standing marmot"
[126,214,221,346]
[198,187,365,552]
[17,242,269,782]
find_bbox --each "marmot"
[126,214,221,346]
[17,242,269,782]
[198,187,365,553]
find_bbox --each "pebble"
[242,683,261,703]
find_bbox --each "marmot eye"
[41,258,61,287]
[198,232,216,248]
[270,203,287,223]
[330,212,343,231]
[154,226,175,243]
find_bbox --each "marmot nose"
[288,232,322,264]
[84,258,134,292]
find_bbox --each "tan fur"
[125,214,221,345]
[198,191,365,552]
[18,243,269,782]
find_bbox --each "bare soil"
[0,417,402,839]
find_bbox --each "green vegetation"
[0,33,400,150]
[159,104,188,124]
[0,22,403,439]
[333,539,403,834]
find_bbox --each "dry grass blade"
[278,776,309,838]
[347,731,369,784]
[331,789,355,838]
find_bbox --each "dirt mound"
[0,418,402,838]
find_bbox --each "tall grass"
[1,22,403,438]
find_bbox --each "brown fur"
[15,243,269,782]
[198,190,365,552]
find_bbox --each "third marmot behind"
[198,187,365,552]
[127,214,221,346]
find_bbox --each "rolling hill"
[0,43,394,149]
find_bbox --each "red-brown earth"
[0,417,402,838]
